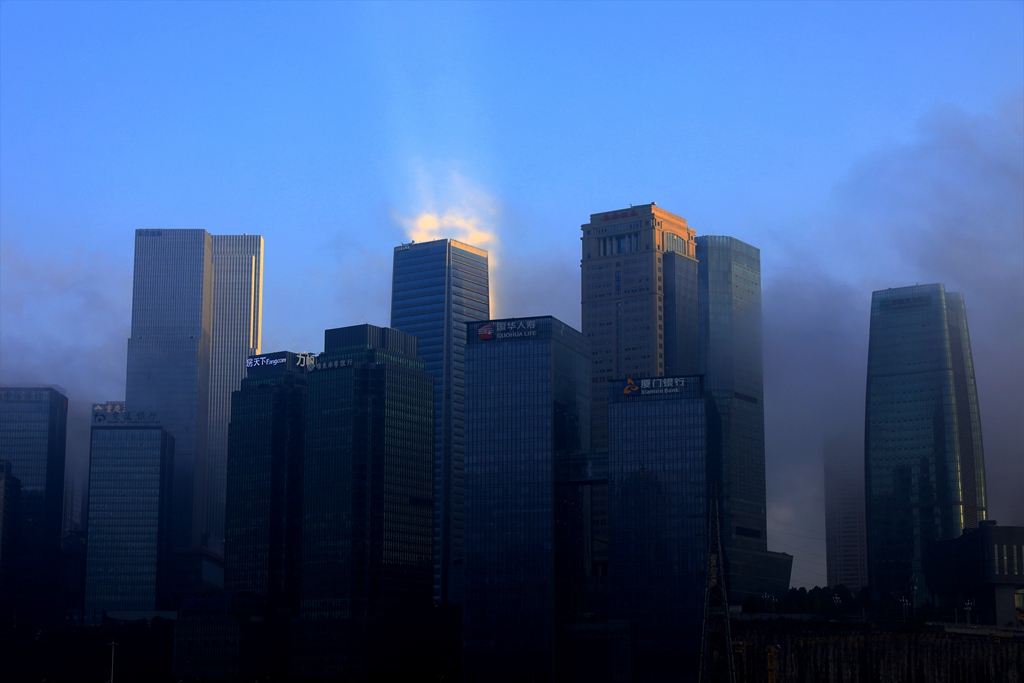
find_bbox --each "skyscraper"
[126,229,213,551]
[580,204,699,454]
[696,235,791,603]
[197,234,264,554]
[463,316,590,682]
[0,386,68,628]
[390,238,490,606]
[607,374,708,681]
[125,229,263,553]
[865,284,987,600]
[84,403,174,624]
[295,324,434,680]
[824,436,868,591]
[225,350,307,615]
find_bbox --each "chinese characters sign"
[478,318,539,341]
[92,401,158,424]
[622,377,688,396]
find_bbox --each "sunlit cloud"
[394,167,503,315]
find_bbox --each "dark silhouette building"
[84,402,174,624]
[0,461,21,629]
[824,436,868,591]
[463,316,590,682]
[390,238,490,608]
[293,324,434,680]
[175,352,307,681]
[696,235,791,603]
[865,284,987,602]
[608,374,709,682]
[927,521,1024,628]
[0,386,68,629]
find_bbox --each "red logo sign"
[478,323,494,341]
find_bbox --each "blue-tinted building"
[865,284,987,601]
[463,316,590,682]
[0,461,21,629]
[0,386,68,628]
[125,229,264,557]
[126,229,214,552]
[696,236,791,603]
[294,324,434,681]
[608,375,708,682]
[391,238,490,607]
[84,402,174,624]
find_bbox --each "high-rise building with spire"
[865,283,987,601]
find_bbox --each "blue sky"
[2,1,1022,587]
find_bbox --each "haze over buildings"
[2,1,1022,592]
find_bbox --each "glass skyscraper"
[0,386,67,628]
[125,229,263,554]
[198,234,264,555]
[126,229,214,551]
[225,350,306,615]
[84,402,174,624]
[463,316,590,683]
[696,235,791,603]
[295,324,434,680]
[608,374,708,682]
[390,238,490,606]
[865,284,987,600]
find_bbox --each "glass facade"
[865,284,987,600]
[198,234,264,556]
[295,325,434,680]
[391,238,489,607]
[696,236,791,602]
[125,229,264,555]
[463,316,590,682]
[224,351,306,616]
[84,412,173,624]
[608,375,708,682]
[126,229,214,551]
[0,386,68,628]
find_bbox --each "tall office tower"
[0,461,21,629]
[580,203,698,454]
[824,437,868,590]
[126,229,214,551]
[196,234,264,554]
[463,316,590,683]
[84,403,174,624]
[0,386,68,628]
[608,374,708,682]
[125,229,264,554]
[696,236,791,603]
[295,325,434,680]
[224,351,306,616]
[390,238,490,607]
[175,352,307,683]
[865,284,987,600]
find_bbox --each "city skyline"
[2,2,1022,589]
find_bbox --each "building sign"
[296,353,317,368]
[602,209,638,222]
[622,377,687,396]
[480,318,539,341]
[306,358,353,372]
[92,401,158,425]
[246,356,287,368]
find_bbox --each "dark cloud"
[764,93,1024,586]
